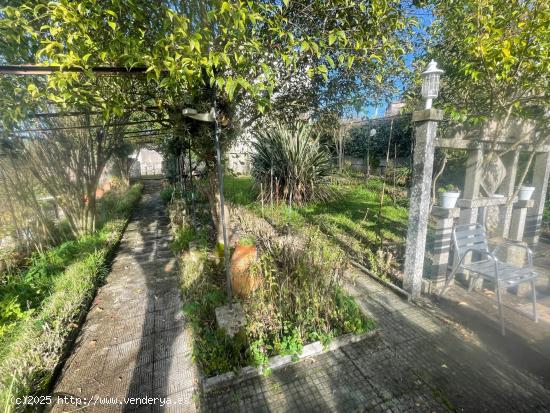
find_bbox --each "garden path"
[50,180,198,412]
[202,267,550,412]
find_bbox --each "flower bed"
[168,195,375,377]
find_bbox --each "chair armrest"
[460,248,498,262]
[492,243,533,267]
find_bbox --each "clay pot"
[95,188,105,199]
[231,244,260,297]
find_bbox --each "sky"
[359,4,434,119]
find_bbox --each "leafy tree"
[423,0,549,196]
[6,114,129,236]
[427,0,548,131]
[0,0,417,246]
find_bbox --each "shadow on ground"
[50,180,197,412]
[201,266,550,412]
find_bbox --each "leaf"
[108,21,116,31]
[329,33,337,46]
[225,77,237,99]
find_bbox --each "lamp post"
[421,60,444,110]
[367,127,376,176]
[182,106,233,308]
[403,60,444,298]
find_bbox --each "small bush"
[160,186,175,204]
[243,228,371,364]
[251,121,332,205]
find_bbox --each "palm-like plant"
[251,121,332,205]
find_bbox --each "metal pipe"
[213,95,233,308]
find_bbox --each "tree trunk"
[205,167,229,252]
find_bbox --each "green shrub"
[160,186,175,204]
[251,121,332,205]
[172,186,374,377]
[243,228,372,365]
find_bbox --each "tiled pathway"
[202,268,550,412]
[48,181,550,412]
[51,180,197,412]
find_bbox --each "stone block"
[298,341,324,359]
[412,108,443,122]
[513,199,534,209]
[215,303,246,337]
[432,206,460,219]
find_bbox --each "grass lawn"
[224,174,409,274]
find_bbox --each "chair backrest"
[452,223,489,261]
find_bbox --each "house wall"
[130,148,164,177]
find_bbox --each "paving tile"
[51,181,197,413]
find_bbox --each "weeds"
[224,175,407,284]
[169,195,374,376]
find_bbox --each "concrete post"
[498,151,519,239]
[509,200,535,242]
[458,147,484,226]
[429,207,460,293]
[403,109,443,298]
[455,147,484,287]
[508,199,535,296]
[524,152,550,245]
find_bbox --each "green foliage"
[427,0,549,124]
[252,121,333,205]
[241,222,372,367]
[225,174,408,284]
[96,183,143,226]
[179,248,249,376]
[345,116,413,161]
[172,190,373,377]
[0,184,142,411]
[0,1,416,125]
[437,184,460,193]
[170,224,209,253]
[160,186,175,204]
[238,235,256,246]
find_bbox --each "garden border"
[202,329,379,392]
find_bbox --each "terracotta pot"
[231,244,260,297]
[95,188,105,199]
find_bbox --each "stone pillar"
[403,109,443,298]
[456,147,484,286]
[498,151,520,239]
[524,152,550,245]
[509,200,535,241]
[458,147,484,226]
[430,207,460,292]
[508,199,535,296]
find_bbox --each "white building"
[130,148,164,177]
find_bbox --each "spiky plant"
[251,122,332,205]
